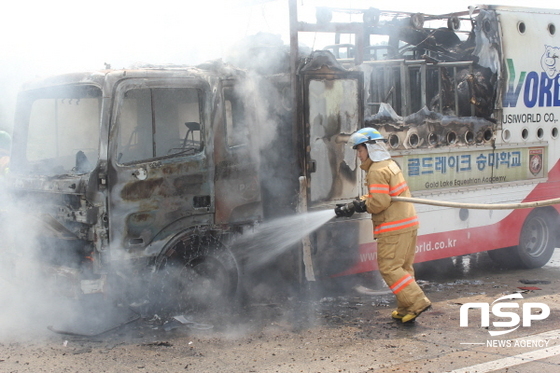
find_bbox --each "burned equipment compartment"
[307,7,501,151]
[288,6,505,229]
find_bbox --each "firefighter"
[334,127,431,323]
[0,130,10,176]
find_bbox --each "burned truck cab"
[8,63,262,301]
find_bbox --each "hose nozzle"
[334,202,355,218]
[334,199,367,218]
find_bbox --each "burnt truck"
[5,4,560,308]
[6,63,291,308]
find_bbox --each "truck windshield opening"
[14,84,101,176]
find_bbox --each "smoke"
[0,188,75,340]
[0,187,148,341]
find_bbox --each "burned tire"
[488,209,556,269]
[151,234,239,315]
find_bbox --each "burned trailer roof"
[298,6,481,65]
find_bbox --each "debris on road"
[142,341,173,347]
[47,302,141,337]
[517,286,542,291]
[519,279,551,285]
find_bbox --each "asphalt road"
[353,249,560,373]
[0,250,559,373]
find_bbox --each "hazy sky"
[0,0,558,130]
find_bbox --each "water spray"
[232,209,334,271]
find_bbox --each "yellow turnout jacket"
[360,158,419,237]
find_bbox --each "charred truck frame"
[5,4,560,306]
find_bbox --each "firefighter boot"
[391,310,405,320]
[402,301,432,323]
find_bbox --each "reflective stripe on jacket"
[360,158,419,237]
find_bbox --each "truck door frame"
[107,76,214,259]
[300,61,364,207]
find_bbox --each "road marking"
[448,344,560,372]
[450,329,560,373]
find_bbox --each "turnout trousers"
[376,229,430,315]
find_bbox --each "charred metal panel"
[215,160,261,222]
[213,79,263,225]
[259,74,300,220]
[473,9,502,76]
[301,51,364,205]
[121,178,164,200]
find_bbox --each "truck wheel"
[488,209,556,269]
[516,209,556,268]
[152,234,239,315]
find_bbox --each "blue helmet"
[348,127,384,149]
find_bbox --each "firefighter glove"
[353,199,367,213]
[334,202,355,218]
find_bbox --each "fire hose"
[390,196,560,210]
[334,196,560,217]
